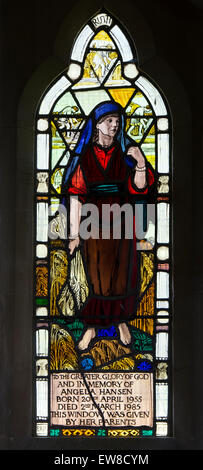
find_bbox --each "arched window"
[34,10,172,439]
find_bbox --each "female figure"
[63,102,154,350]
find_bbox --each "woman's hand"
[68,236,80,255]
[127,146,145,167]
[128,146,147,189]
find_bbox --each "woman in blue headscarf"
[63,101,155,350]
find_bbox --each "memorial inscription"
[51,372,153,428]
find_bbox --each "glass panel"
[156,383,168,418]
[108,88,135,108]
[49,198,60,215]
[156,300,169,309]
[91,13,113,29]
[51,121,66,168]
[67,63,81,81]
[156,272,169,298]
[157,310,169,317]
[36,202,48,242]
[36,265,48,297]
[51,168,65,193]
[36,244,48,258]
[37,118,49,131]
[126,91,153,116]
[52,152,69,173]
[157,203,170,244]
[157,315,169,326]
[156,421,168,436]
[124,63,139,79]
[157,175,169,193]
[156,332,168,359]
[157,246,169,260]
[36,307,48,317]
[156,361,168,379]
[59,153,70,166]
[36,422,48,437]
[36,358,48,376]
[85,50,118,84]
[104,60,131,87]
[90,30,116,49]
[36,379,48,418]
[39,76,70,115]
[36,329,48,356]
[53,91,82,114]
[53,116,84,150]
[72,58,101,89]
[141,135,156,169]
[71,25,94,62]
[126,117,153,143]
[157,133,169,173]
[37,134,49,170]
[157,118,168,131]
[110,25,133,61]
[36,172,49,193]
[74,89,111,115]
[135,76,167,116]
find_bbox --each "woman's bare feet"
[118,322,131,345]
[78,327,96,350]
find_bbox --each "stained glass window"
[34,10,172,439]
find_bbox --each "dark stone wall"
[1,0,202,451]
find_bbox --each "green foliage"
[55,318,84,341]
[131,327,153,353]
[67,319,84,340]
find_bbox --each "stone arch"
[14,0,192,449]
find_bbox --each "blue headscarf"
[63,101,134,186]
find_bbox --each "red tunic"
[68,143,154,202]
[67,143,154,327]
